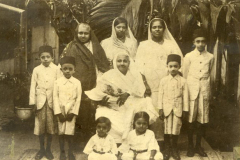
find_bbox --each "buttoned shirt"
[53,76,82,116]
[183,49,214,100]
[29,62,62,110]
[183,49,214,80]
[158,74,189,117]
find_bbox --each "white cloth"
[83,134,117,155]
[29,62,62,110]
[101,17,138,61]
[136,18,183,93]
[135,18,183,141]
[119,129,163,160]
[85,53,158,143]
[183,48,214,124]
[53,76,82,135]
[164,111,182,135]
[183,49,214,100]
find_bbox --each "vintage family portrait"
[0,0,239,160]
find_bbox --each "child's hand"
[149,157,155,160]
[57,113,66,123]
[66,113,75,121]
[159,109,164,120]
[117,153,123,160]
[182,111,188,121]
[29,105,36,115]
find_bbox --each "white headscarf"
[111,17,138,58]
[148,18,182,56]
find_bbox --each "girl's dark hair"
[96,117,111,129]
[150,19,166,31]
[133,111,150,129]
[114,17,128,28]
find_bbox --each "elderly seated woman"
[85,52,158,144]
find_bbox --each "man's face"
[77,24,90,43]
[193,37,206,52]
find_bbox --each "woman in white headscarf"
[135,18,183,150]
[101,17,138,68]
[85,51,158,143]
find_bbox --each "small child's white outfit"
[83,134,117,160]
[53,76,82,135]
[119,129,163,160]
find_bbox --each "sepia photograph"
[0,0,239,160]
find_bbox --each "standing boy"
[183,29,214,157]
[158,54,189,160]
[53,56,82,160]
[29,45,61,160]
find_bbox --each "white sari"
[101,17,138,62]
[85,53,158,143]
[135,18,183,141]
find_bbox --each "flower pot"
[15,107,33,120]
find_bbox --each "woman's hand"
[100,96,110,106]
[144,84,152,97]
[117,92,130,106]
[159,109,164,120]
[142,74,151,97]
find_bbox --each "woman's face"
[116,55,130,75]
[151,20,165,39]
[77,24,90,43]
[114,23,127,39]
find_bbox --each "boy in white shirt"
[53,56,82,160]
[29,45,61,160]
[158,54,189,160]
[183,29,214,157]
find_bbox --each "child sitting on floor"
[118,111,163,160]
[83,117,118,160]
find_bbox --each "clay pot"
[15,107,33,120]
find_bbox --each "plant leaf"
[210,3,223,33]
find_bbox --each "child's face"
[40,52,53,67]
[167,61,180,77]
[96,123,109,137]
[193,37,206,52]
[61,63,75,79]
[135,118,148,135]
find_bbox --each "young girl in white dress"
[83,117,118,160]
[118,112,163,160]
